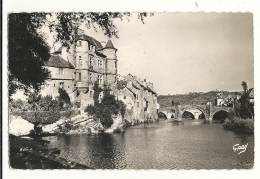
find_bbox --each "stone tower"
[101,40,118,94]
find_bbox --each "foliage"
[10,88,73,113]
[158,91,240,107]
[171,100,180,106]
[8,13,51,97]
[11,110,77,125]
[223,117,254,133]
[8,12,153,98]
[58,88,71,104]
[11,111,61,125]
[93,81,103,105]
[235,81,254,119]
[85,90,126,128]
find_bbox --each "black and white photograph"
[2,0,259,176]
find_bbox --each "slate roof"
[77,34,103,49]
[96,51,107,58]
[132,83,140,90]
[45,56,74,69]
[104,40,116,49]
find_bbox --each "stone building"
[42,30,159,120]
[117,74,159,123]
[42,29,118,109]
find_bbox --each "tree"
[238,81,254,119]
[85,89,126,128]
[8,12,153,98]
[8,13,51,97]
[58,88,71,104]
[172,100,180,106]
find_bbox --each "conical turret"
[104,40,117,50]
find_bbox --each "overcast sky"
[68,13,254,95]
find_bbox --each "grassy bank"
[223,118,254,133]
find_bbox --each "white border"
[2,0,260,179]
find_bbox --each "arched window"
[124,96,126,99]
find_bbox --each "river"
[44,118,254,169]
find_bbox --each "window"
[79,56,82,66]
[98,60,102,69]
[98,75,102,85]
[124,96,126,99]
[89,56,93,69]
[137,102,139,107]
[59,68,64,74]
[90,91,92,97]
[60,82,64,89]
[79,73,81,81]
[136,95,138,99]
[89,73,92,82]
[54,83,55,87]
[78,40,82,46]
[89,45,95,51]
[115,61,117,68]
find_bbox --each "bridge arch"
[158,112,167,119]
[182,111,195,119]
[179,105,207,120]
[158,109,175,119]
[211,109,230,121]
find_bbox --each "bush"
[11,111,61,125]
[58,88,71,104]
[84,91,126,128]
[60,110,79,118]
[10,110,78,125]
[223,117,254,133]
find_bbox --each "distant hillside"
[157,91,241,108]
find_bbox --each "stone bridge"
[158,104,234,122]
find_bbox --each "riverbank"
[9,134,92,169]
[223,118,254,133]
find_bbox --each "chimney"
[127,80,132,88]
[61,46,68,62]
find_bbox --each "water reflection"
[48,119,254,169]
[164,118,204,126]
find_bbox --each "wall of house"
[102,49,117,59]
[41,79,75,102]
[46,67,74,79]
